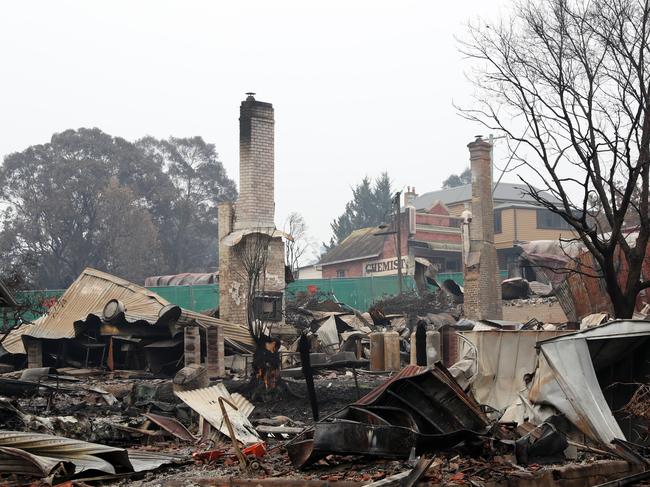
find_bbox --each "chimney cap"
[245,92,256,101]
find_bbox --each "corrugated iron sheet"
[529,320,650,461]
[0,323,34,355]
[22,267,253,346]
[0,430,130,475]
[0,431,182,478]
[0,445,71,478]
[174,384,259,445]
[231,392,255,418]
[25,268,169,340]
[124,449,185,472]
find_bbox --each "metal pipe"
[217,396,248,472]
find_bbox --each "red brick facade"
[320,201,463,278]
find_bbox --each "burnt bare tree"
[283,212,314,277]
[233,231,281,394]
[460,0,650,318]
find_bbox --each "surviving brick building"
[218,95,288,327]
[318,197,462,280]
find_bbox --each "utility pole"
[394,191,403,295]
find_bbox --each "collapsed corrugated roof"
[20,267,253,347]
[528,320,650,460]
[286,364,489,467]
[0,324,34,356]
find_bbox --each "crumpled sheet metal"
[20,267,254,347]
[174,384,259,445]
[0,431,130,476]
[458,330,568,413]
[528,320,650,460]
[286,364,489,467]
[0,445,72,478]
[0,431,183,480]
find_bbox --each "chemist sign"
[364,257,409,276]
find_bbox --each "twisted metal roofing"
[22,267,253,346]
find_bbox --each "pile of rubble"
[2,267,650,485]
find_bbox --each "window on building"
[494,210,502,233]
[536,209,572,229]
[336,269,346,278]
[253,292,283,322]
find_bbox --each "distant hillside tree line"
[0,128,237,289]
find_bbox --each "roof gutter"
[318,253,382,268]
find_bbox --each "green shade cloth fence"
[8,271,507,327]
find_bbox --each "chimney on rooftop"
[404,186,417,208]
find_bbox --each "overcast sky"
[0,0,512,260]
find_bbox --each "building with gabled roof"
[318,197,462,281]
[411,182,575,269]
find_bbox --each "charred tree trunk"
[249,336,282,400]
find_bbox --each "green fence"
[286,275,419,311]
[12,271,509,323]
[148,285,219,312]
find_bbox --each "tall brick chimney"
[218,94,286,329]
[462,136,502,320]
[235,93,275,230]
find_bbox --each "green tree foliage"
[329,172,393,245]
[0,129,237,288]
[136,136,237,274]
[442,167,471,189]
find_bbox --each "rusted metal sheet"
[286,364,489,468]
[143,413,198,442]
[174,384,259,445]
